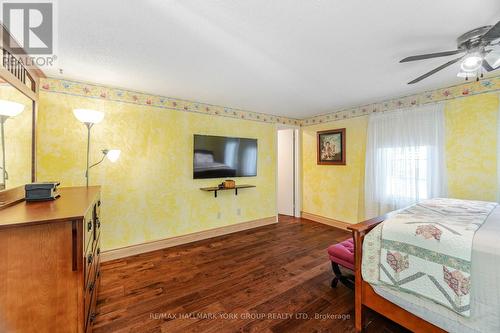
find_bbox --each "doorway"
[277,127,300,217]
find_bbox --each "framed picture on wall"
[317,128,346,165]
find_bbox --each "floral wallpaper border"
[301,75,500,126]
[41,75,500,127]
[40,78,302,126]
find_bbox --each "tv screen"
[193,135,258,179]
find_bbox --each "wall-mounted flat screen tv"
[193,134,258,179]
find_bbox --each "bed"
[193,150,236,178]
[348,203,500,333]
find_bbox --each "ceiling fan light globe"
[460,55,483,72]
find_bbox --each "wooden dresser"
[0,186,102,333]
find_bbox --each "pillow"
[195,151,214,164]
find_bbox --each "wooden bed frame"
[348,215,447,333]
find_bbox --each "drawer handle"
[90,313,97,323]
[87,254,93,264]
[97,248,101,255]
[88,281,95,292]
[97,200,101,207]
[96,218,101,229]
[87,221,92,231]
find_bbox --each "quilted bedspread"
[379,198,497,317]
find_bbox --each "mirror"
[0,82,33,191]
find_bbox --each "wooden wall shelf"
[200,184,255,198]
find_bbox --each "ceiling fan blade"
[408,57,463,84]
[483,60,495,72]
[482,21,500,41]
[483,50,500,71]
[400,50,464,63]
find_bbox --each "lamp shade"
[73,109,104,124]
[105,149,121,163]
[0,100,25,117]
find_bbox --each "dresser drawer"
[85,265,101,333]
[94,234,101,283]
[85,252,97,296]
[84,246,96,285]
[84,249,99,326]
[85,292,97,333]
[96,198,101,219]
[94,217,101,243]
[84,212,94,253]
[94,230,101,255]
[94,198,101,239]
[82,191,102,333]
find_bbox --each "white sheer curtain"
[365,103,447,218]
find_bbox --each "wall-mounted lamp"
[0,100,25,188]
[73,109,121,186]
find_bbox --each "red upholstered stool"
[327,238,355,289]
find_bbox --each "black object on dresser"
[25,181,61,201]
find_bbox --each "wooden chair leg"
[332,261,342,276]
[331,262,354,290]
[340,276,354,289]
[331,262,341,288]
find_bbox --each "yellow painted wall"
[0,85,32,189]
[302,93,500,224]
[445,94,498,201]
[35,76,499,246]
[37,90,276,251]
[302,116,368,223]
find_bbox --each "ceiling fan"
[400,21,500,84]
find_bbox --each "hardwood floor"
[94,216,409,333]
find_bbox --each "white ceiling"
[47,0,500,119]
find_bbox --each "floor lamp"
[0,100,25,188]
[73,109,121,187]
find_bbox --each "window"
[380,146,429,203]
[365,104,446,218]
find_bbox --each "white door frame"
[276,124,301,218]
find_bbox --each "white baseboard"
[301,211,351,231]
[101,216,277,262]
